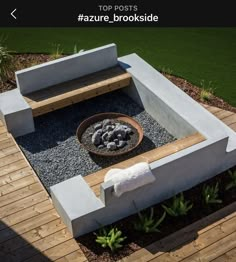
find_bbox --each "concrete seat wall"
[16,43,118,95]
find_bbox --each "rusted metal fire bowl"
[76,112,143,156]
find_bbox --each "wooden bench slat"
[23,66,131,117]
[29,73,131,117]
[26,66,126,102]
[84,133,205,196]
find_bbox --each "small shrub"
[50,44,63,60]
[200,88,213,102]
[95,226,126,252]
[202,182,222,205]
[200,80,215,102]
[0,44,14,82]
[162,193,193,216]
[225,170,236,190]
[134,207,166,233]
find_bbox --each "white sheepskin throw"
[104,162,156,197]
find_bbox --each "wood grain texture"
[24,66,131,117]
[84,133,205,196]
[0,121,87,262]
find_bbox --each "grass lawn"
[0,27,235,106]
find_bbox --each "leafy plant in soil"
[134,207,166,233]
[95,226,127,252]
[199,80,215,102]
[225,170,236,190]
[162,192,193,216]
[202,182,222,205]
[50,44,63,60]
[0,44,14,82]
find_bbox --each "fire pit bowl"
[76,112,143,156]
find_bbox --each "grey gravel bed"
[16,90,176,192]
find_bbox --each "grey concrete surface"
[0,89,34,137]
[16,43,118,95]
[51,175,104,237]
[119,54,236,152]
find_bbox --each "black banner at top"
[0,1,235,27]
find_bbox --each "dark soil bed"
[77,166,236,262]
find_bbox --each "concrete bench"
[0,43,131,137]
[0,89,35,137]
[16,43,131,117]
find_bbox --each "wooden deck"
[0,104,236,262]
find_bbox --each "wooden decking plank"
[212,247,236,262]
[56,250,88,262]
[120,202,236,262]
[229,122,236,132]
[0,183,43,208]
[207,106,223,114]
[0,138,15,150]
[0,199,53,231]
[214,110,235,120]
[0,145,20,159]
[222,114,236,126]
[201,103,210,109]
[1,218,66,253]
[25,239,82,262]
[0,152,23,168]
[0,159,29,177]
[0,175,38,196]
[0,132,11,142]
[149,211,236,262]
[0,209,59,244]
[11,228,73,261]
[181,231,236,262]
[0,126,7,134]
[0,166,33,187]
[0,190,49,219]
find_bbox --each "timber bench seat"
[24,66,132,117]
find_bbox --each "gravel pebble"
[16,90,176,193]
